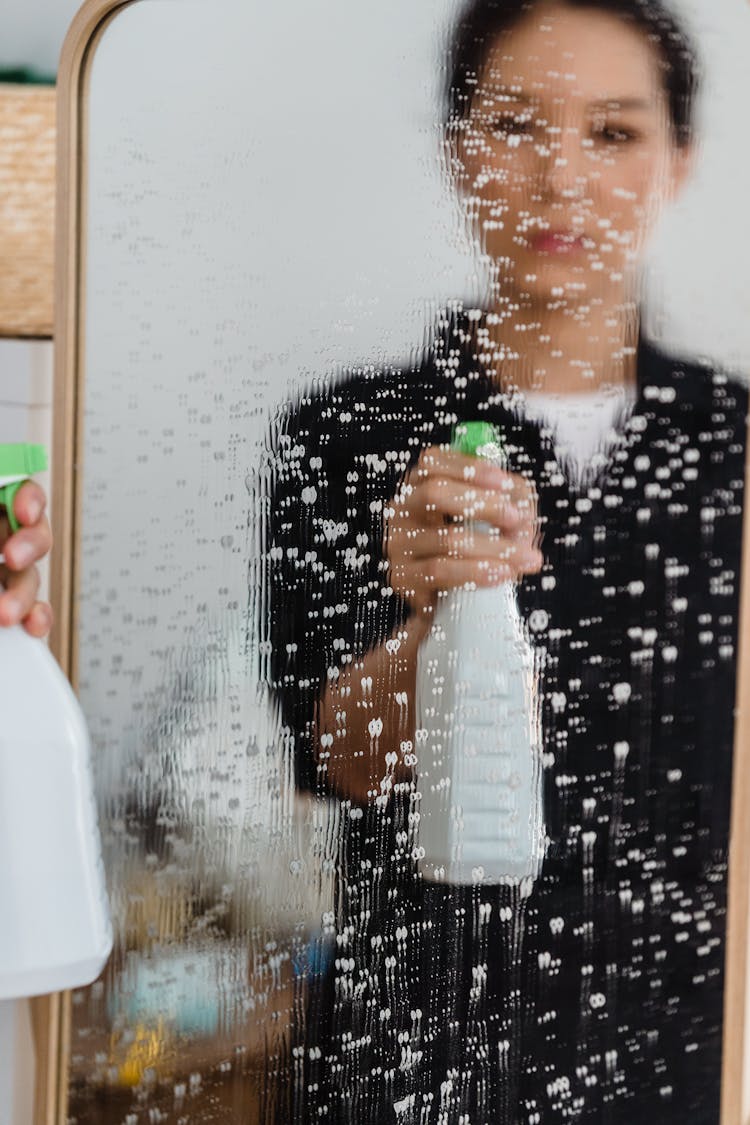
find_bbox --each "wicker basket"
[0,84,55,339]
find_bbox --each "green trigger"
[2,482,24,534]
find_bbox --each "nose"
[538,127,588,201]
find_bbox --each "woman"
[268,1,745,1120]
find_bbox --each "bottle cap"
[451,421,504,458]
[0,444,48,533]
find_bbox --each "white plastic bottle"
[416,422,546,885]
[0,444,112,999]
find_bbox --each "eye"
[594,125,639,145]
[490,115,533,140]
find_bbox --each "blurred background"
[1,0,81,75]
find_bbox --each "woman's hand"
[317,445,542,806]
[0,481,54,637]
[385,444,542,625]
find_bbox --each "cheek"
[461,145,537,220]
[597,149,669,233]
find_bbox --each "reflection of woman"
[268,1,747,1120]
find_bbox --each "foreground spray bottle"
[0,444,112,998]
[416,422,547,885]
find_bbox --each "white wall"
[0,0,81,73]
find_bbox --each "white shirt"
[521,385,637,489]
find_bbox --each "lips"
[529,230,586,255]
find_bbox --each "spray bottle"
[416,422,546,885]
[0,444,112,998]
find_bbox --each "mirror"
[53,0,750,1121]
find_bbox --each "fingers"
[397,477,533,535]
[0,564,41,627]
[2,514,53,571]
[389,521,540,567]
[399,446,537,531]
[0,482,54,637]
[1,479,52,568]
[415,446,513,492]
[415,447,535,512]
[391,474,537,558]
[389,539,543,603]
[11,480,47,528]
[385,445,543,607]
[393,556,527,602]
[21,601,54,638]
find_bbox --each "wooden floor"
[66,959,297,1123]
[68,1068,286,1124]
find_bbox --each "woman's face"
[452,2,692,305]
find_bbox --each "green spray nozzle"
[0,445,48,532]
[451,421,505,460]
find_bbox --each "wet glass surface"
[67,1,750,1121]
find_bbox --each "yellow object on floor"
[110,1019,175,1088]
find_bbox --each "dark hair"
[447,0,699,148]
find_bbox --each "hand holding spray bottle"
[0,444,112,999]
[416,422,546,885]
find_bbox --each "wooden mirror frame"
[37,1,750,1120]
